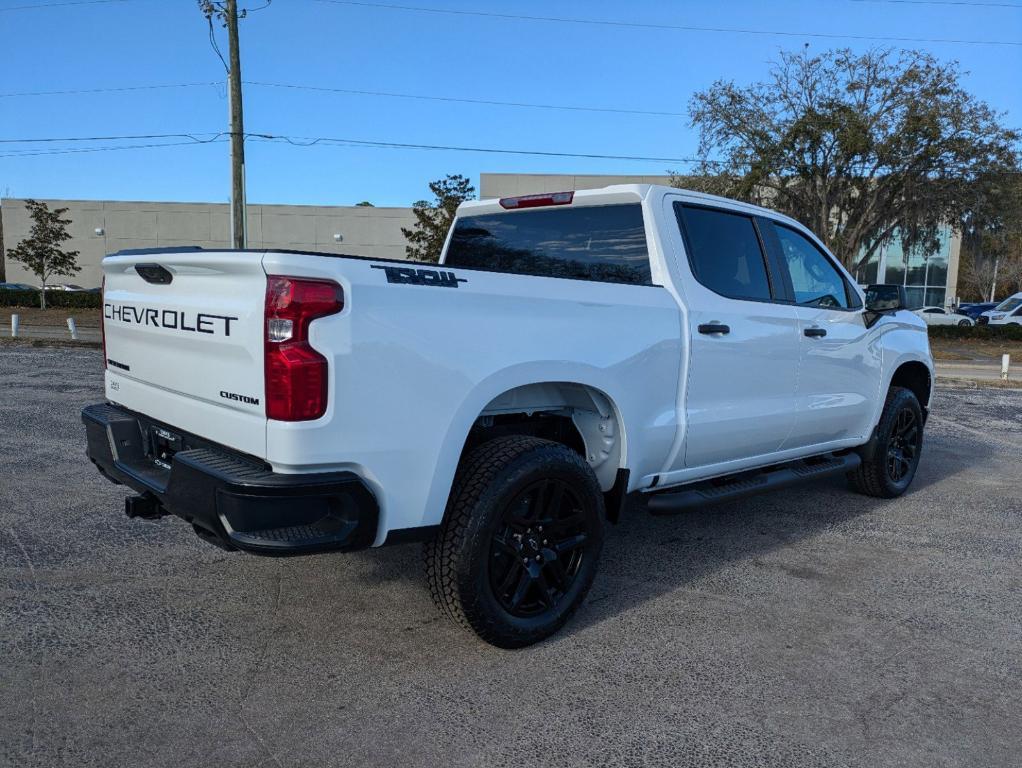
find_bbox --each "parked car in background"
[0,282,36,291]
[51,284,88,292]
[914,306,974,327]
[979,293,1022,325]
[956,302,997,320]
[988,296,1022,326]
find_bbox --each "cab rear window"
[445,204,652,286]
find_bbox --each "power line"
[313,0,1022,46]
[9,134,1022,174]
[851,0,1022,8]
[7,130,1020,172]
[0,132,225,144]
[0,0,139,11]
[206,13,230,73]
[248,132,709,164]
[0,82,220,98]
[0,138,228,159]
[245,80,684,117]
[0,130,699,163]
[0,78,684,117]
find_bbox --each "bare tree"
[959,175,1022,300]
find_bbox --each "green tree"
[355,201,375,207]
[677,48,1021,272]
[6,199,80,309]
[402,174,475,262]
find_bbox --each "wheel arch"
[469,381,626,493]
[889,359,932,415]
[420,367,630,530]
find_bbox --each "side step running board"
[646,452,861,515]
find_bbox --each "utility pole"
[225,0,246,249]
[0,200,6,283]
[990,257,999,302]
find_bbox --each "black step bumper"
[82,402,379,556]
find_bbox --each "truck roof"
[460,183,806,231]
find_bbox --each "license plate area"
[149,426,183,470]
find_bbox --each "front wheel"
[958,319,971,327]
[848,386,924,498]
[424,436,604,648]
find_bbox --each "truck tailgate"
[101,250,268,459]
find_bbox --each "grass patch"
[929,336,1022,363]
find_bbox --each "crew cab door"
[762,221,883,447]
[669,202,801,469]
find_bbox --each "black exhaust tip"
[125,493,164,520]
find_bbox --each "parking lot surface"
[2,347,1020,768]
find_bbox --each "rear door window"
[674,203,773,301]
[445,204,652,285]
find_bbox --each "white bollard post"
[66,317,79,340]
[1002,354,1010,381]
[10,314,19,338]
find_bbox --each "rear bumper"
[82,402,379,556]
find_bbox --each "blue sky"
[2,0,1021,207]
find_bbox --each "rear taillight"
[498,191,573,209]
[264,276,344,421]
[100,276,107,370]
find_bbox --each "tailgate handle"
[135,263,173,285]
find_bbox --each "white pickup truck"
[83,184,933,647]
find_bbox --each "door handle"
[698,323,730,335]
[804,327,827,338]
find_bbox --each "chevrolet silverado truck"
[83,185,933,648]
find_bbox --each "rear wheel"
[424,436,604,648]
[848,386,924,498]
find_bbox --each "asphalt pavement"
[2,347,1020,768]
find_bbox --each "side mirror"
[865,284,907,312]
[863,284,908,328]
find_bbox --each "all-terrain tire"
[424,436,604,649]
[848,386,924,498]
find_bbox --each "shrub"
[0,289,101,309]
[927,323,1022,341]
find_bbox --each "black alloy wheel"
[847,386,924,498]
[886,407,921,484]
[424,436,604,648]
[488,478,590,618]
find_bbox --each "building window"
[858,228,953,309]
[854,250,880,285]
[925,287,947,307]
